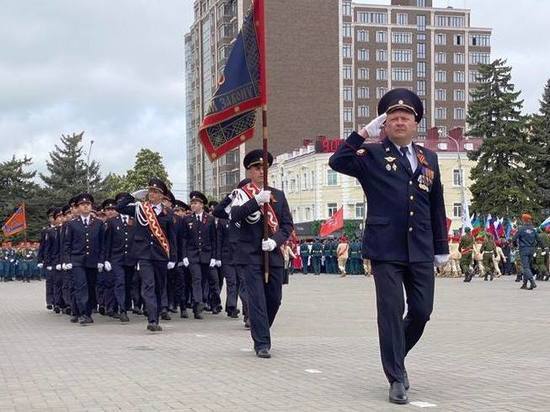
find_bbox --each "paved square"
[0,274,549,411]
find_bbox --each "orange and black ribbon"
[142,202,170,257]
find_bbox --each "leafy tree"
[311,220,321,236]
[116,149,172,193]
[466,59,540,218]
[528,79,550,216]
[40,132,104,205]
[343,220,360,239]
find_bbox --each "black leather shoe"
[212,306,221,315]
[46,304,53,310]
[403,371,410,391]
[132,308,143,315]
[520,283,527,289]
[79,316,92,325]
[256,348,271,358]
[168,306,178,313]
[54,306,60,314]
[98,306,106,316]
[194,311,204,320]
[119,312,129,323]
[64,307,72,315]
[70,315,79,323]
[389,382,408,404]
[228,310,239,319]
[147,323,162,332]
[528,282,537,290]
[160,311,171,321]
[180,309,189,319]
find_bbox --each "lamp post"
[447,135,466,225]
[86,139,95,192]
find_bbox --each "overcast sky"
[0,0,548,198]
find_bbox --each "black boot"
[389,382,408,404]
[515,275,522,282]
[520,281,527,289]
[119,312,130,322]
[528,279,537,290]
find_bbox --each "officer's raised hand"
[254,190,271,206]
[358,113,387,139]
[261,238,277,252]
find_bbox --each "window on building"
[469,70,481,83]
[436,15,465,27]
[453,52,465,64]
[435,107,447,119]
[376,30,387,43]
[435,70,447,82]
[358,105,370,117]
[454,89,465,101]
[454,107,465,120]
[376,49,388,61]
[357,11,388,24]
[454,34,464,46]
[436,89,447,101]
[357,87,370,99]
[397,13,408,25]
[418,118,427,133]
[435,33,447,45]
[376,87,388,99]
[417,43,426,59]
[357,67,369,80]
[435,52,447,64]
[343,65,352,80]
[342,44,352,58]
[417,33,426,41]
[328,203,338,217]
[417,15,426,31]
[376,68,388,80]
[469,52,491,65]
[311,171,316,188]
[417,0,426,6]
[344,127,353,136]
[342,1,351,16]
[416,80,426,96]
[454,71,465,83]
[392,49,412,62]
[343,107,353,122]
[392,31,412,44]
[305,207,311,221]
[343,23,352,38]
[453,203,462,218]
[417,61,426,78]
[358,48,369,61]
[303,172,308,190]
[343,86,353,101]
[327,170,338,186]
[392,68,413,82]
[355,203,365,218]
[357,29,368,42]
[470,34,490,47]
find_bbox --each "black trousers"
[189,263,220,311]
[237,264,283,351]
[52,269,65,307]
[111,264,127,312]
[73,266,98,317]
[221,263,238,311]
[137,260,167,324]
[371,261,434,384]
[45,268,54,305]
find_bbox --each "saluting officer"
[102,198,130,322]
[230,149,294,358]
[181,191,220,319]
[116,178,177,332]
[329,88,449,404]
[63,193,106,325]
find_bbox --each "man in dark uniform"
[103,198,130,322]
[329,88,449,404]
[311,238,323,275]
[299,240,310,274]
[63,193,105,325]
[181,191,220,319]
[513,213,542,290]
[46,208,64,313]
[173,200,191,318]
[230,149,294,358]
[116,178,177,332]
[37,207,57,310]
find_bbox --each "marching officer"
[181,191,220,319]
[37,207,57,309]
[513,213,542,290]
[329,88,449,404]
[173,200,191,318]
[102,198,131,322]
[63,193,105,325]
[459,227,475,282]
[299,240,310,274]
[230,149,294,358]
[116,178,177,331]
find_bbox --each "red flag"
[2,204,27,237]
[199,0,266,161]
[320,207,344,237]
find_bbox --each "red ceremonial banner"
[2,204,27,237]
[320,207,344,237]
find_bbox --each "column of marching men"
[36,180,251,331]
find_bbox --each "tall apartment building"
[185,0,340,199]
[341,0,491,138]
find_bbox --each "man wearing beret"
[230,149,294,358]
[329,88,449,404]
[181,190,221,319]
[513,213,542,290]
[63,193,106,325]
[116,178,177,331]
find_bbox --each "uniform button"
[410,211,414,216]
[409,181,413,185]
[409,227,413,232]
[86,252,89,255]
[150,242,153,245]
[409,196,414,201]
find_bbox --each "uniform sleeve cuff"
[346,132,366,149]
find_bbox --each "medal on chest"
[384,156,397,172]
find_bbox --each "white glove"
[177,261,184,267]
[104,261,112,272]
[209,258,216,268]
[46,266,52,271]
[37,263,43,269]
[360,113,387,139]
[262,238,277,252]
[167,261,176,270]
[130,189,148,200]
[97,263,104,272]
[434,254,450,267]
[215,260,222,267]
[533,253,537,257]
[65,263,73,270]
[55,264,62,271]
[254,190,271,206]
[183,257,189,267]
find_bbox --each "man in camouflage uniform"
[459,228,475,282]
[480,234,497,281]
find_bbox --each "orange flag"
[2,204,27,237]
[320,207,344,237]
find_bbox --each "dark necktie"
[400,146,412,173]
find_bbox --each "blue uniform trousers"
[520,252,535,282]
[53,269,65,308]
[110,264,127,313]
[137,260,166,324]
[371,261,434,385]
[221,263,238,312]
[73,267,98,317]
[45,268,54,305]
[238,264,283,351]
